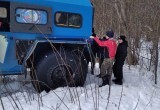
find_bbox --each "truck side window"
[0,8,7,18]
[68,14,81,28]
[55,12,82,28]
[55,13,68,26]
[16,8,47,24]
[0,7,9,31]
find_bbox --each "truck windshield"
[0,7,7,18]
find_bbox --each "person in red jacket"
[91,31,117,86]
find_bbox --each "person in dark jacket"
[88,38,99,74]
[113,35,128,85]
[83,28,99,74]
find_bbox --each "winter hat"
[106,31,114,38]
[119,35,126,41]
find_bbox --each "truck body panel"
[0,0,93,75]
[0,34,24,74]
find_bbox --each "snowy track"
[0,63,160,110]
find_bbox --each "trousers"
[100,58,113,77]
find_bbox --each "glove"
[90,36,94,39]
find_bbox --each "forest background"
[91,0,160,84]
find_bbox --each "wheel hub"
[51,65,71,86]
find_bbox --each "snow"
[0,63,160,110]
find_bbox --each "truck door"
[0,1,52,75]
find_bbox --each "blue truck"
[0,0,94,92]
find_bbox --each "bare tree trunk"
[114,0,138,66]
[154,40,158,84]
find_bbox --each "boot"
[112,79,123,85]
[96,74,102,78]
[91,69,94,75]
[99,75,109,87]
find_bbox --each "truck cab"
[0,0,93,92]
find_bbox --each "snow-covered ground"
[0,63,160,110]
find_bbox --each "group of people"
[86,30,128,86]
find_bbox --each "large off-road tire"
[30,50,87,92]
